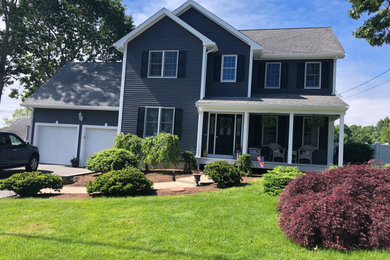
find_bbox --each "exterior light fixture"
[78,111,83,122]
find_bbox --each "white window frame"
[261,116,279,147]
[304,62,322,89]
[143,106,175,138]
[148,50,179,79]
[220,54,238,83]
[264,62,281,89]
[302,117,320,149]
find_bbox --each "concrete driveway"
[0,164,92,198]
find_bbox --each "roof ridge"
[240,26,331,31]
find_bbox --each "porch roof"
[196,94,348,115]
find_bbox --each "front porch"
[194,97,348,172]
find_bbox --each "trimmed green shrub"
[182,151,197,173]
[384,164,390,168]
[142,132,180,168]
[85,148,138,173]
[0,171,63,197]
[237,154,252,176]
[112,133,143,162]
[263,166,302,196]
[204,161,244,188]
[86,167,153,196]
[334,142,374,165]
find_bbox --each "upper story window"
[143,107,175,137]
[302,117,319,149]
[148,50,179,78]
[305,62,321,89]
[221,55,237,82]
[265,62,281,89]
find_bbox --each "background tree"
[2,107,31,127]
[348,0,390,46]
[0,0,133,102]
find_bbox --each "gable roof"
[173,0,263,53]
[113,8,216,52]
[23,62,121,110]
[5,118,30,140]
[241,27,346,59]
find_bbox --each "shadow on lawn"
[0,232,230,259]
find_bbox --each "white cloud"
[344,98,390,126]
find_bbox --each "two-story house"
[23,0,348,171]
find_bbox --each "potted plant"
[307,116,325,128]
[70,157,79,167]
[261,115,278,128]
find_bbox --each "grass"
[0,180,389,259]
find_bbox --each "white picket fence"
[370,143,390,164]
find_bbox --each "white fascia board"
[259,52,346,60]
[172,1,263,51]
[22,103,119,111]
[113,8,216,52]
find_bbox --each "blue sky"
[1,0,389,126]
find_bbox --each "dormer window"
[265,62,281,89]
[148,50,179,78]
[304,62,321,89]
[221,55,237,82]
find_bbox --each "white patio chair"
[269,143,286,162]
[298,145,315,164]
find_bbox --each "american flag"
[257,156,265,168]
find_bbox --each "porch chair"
[298,145,315,164]
[269,143,286,162]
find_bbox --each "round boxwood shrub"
[204,160,244,188]
[277,165,390,251]
[263,166,302,196]
[86,167,153,196]
[237,154,252,176]
[0,171,63,197]
[182,151,197,173]
[334,142,374,165]
[85,148,138,173]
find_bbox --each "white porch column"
[242,112,249,154]
[287,113,294,164]
[327,117,335,165]
[196,111,204,157]
[338,114,345,166]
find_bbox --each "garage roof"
[23,62,121,110]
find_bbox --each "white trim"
[259,53,345,60]
[302,117,320,149]
[28,108,34,143]
[338,114,345,166]
[304,62,322,89]
[143,106,175,138]
[196,111,204,157]
[113,8,216,52]
[79,124,118,166]
[118,46,128,133]
[232,114,237,155]
[206,112,211,154]
[220,54,237,83]
[264,62,282,89]
[247,48,253,97]
[172,1,263,52]
[287,113,294,164]
[327,117,335,165]
[213,114,217,154]
[22,104,119,111]
[242,112,249,154]
[147,50,179,78]
[200,45,207,99]
[261,116,279,146]
[332,58,337,95]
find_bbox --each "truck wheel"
[26,155,39,172]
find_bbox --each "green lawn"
[0,180,389,260]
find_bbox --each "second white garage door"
[34,123,79,165]
[80,126,117,166]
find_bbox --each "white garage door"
[35,124,79,165]
[80,126,117,166]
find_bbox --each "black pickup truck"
[0,132,39,171]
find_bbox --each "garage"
[34,123,79,165]
[80,125,118,166]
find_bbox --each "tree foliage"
[0,0,133,102]
[2,107,31,127]
[348,0,390,46]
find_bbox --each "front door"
[215,114,235,155]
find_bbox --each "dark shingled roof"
[23,62,122,108]
[241,27,345,56]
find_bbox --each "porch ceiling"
[196,94,348,115]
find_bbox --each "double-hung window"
[261,116,278,146]
[265,62,281,88]
[148,50,179,78]
[143,107,175,137]
[305,62,321,89]
[221,55,237,82]
[302,117,319,148]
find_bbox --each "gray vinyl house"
[23,0,348,170]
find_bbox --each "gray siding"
[252,59,334,96]
[179,8,250,97]
[32,108,118,157]
[121,16,203,152]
